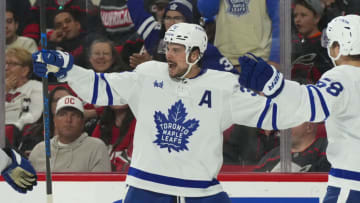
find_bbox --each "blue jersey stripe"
[330,168,360,181]
[306,86,316,121]
[100,73,113,105]
[309,85,330,120]
[91,72,99,104]
[257,98,272,128]
[128,167,220,188]
[272,103,278,130]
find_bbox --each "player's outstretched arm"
[32,50,74,78]
[1,148,37,193]
[238,53,284,98]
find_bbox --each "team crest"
[226,0,250,17]
[153,100,199,153]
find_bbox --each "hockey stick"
[39,0,53,202]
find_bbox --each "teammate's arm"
[0,148,37,193]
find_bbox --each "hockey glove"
[238,53,284,98]
[32,50,74,79]
[1,149,37,193]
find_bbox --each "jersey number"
[315,78,343,97]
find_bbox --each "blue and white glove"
[32,50,74,78]
[238,53,284,98]
[1,149,37,193]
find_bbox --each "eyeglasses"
[5,62,23,67]
[91,52,112,57]
[164,16,185,23]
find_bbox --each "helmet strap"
[178,49,201,79]
[327,43,342,67]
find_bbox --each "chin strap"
[327,45,342,67]
[177,51,201,79]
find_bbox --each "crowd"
[4,0,358,174]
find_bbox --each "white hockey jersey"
[63,61,293,197]
[266,65,360,190]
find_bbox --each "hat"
[165,0,193,23]
[304,0,324,16]
[55,95,84,115]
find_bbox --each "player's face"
[293,4,320,37]
[166,43,188,78]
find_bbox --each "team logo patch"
[226,0,250,17]
[154,80,164,88]
[153,100,199,153]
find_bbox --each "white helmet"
[323,15,360,64]
[164,23,208,78]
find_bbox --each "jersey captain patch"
[153,100,199,153]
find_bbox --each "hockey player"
[0,148,37,193]
[32,23,293,202]
[238,15,360,203]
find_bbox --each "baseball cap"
[165,0,193,23]
[55,95,84,115]
[304,0,324,16]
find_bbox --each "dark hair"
[98,107,134,148]
[6,7,19,23]
[53,9,80,26]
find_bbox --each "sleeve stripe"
[142,21,158,40]
[309,85,330,120]
[100,73,113,105]
[306,86,316,121]
[272,103,278,130]
[137,16,155,38]
[257,98,272,128]
[91,72,99,104]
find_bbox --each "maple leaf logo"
[153,100,199,153]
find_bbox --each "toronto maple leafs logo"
[153,100,199,153]
[226,0,250,17]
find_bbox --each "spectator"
[198,0,280,68]
[23,0,99,42]
[128,0,235,73]
[18,86,72,157]
[29,96,111,172]
[6,0,32,35]
[92,105,136,172]
[6,8,38,53]
[254,122,330,172]
[98,0,137,46]
[223,125,279,166]
[47,9,88,64]
[5,48,43,131]
[87,38,128,73]
[292,0,332,82]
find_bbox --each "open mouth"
[168,61,176,69]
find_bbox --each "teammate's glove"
[32,50,74,78]
[238,53,284,98]
[1,149,37,193]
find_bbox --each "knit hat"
[304,0,324,16]
[56,95,84,114]
[165,0,193,23]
